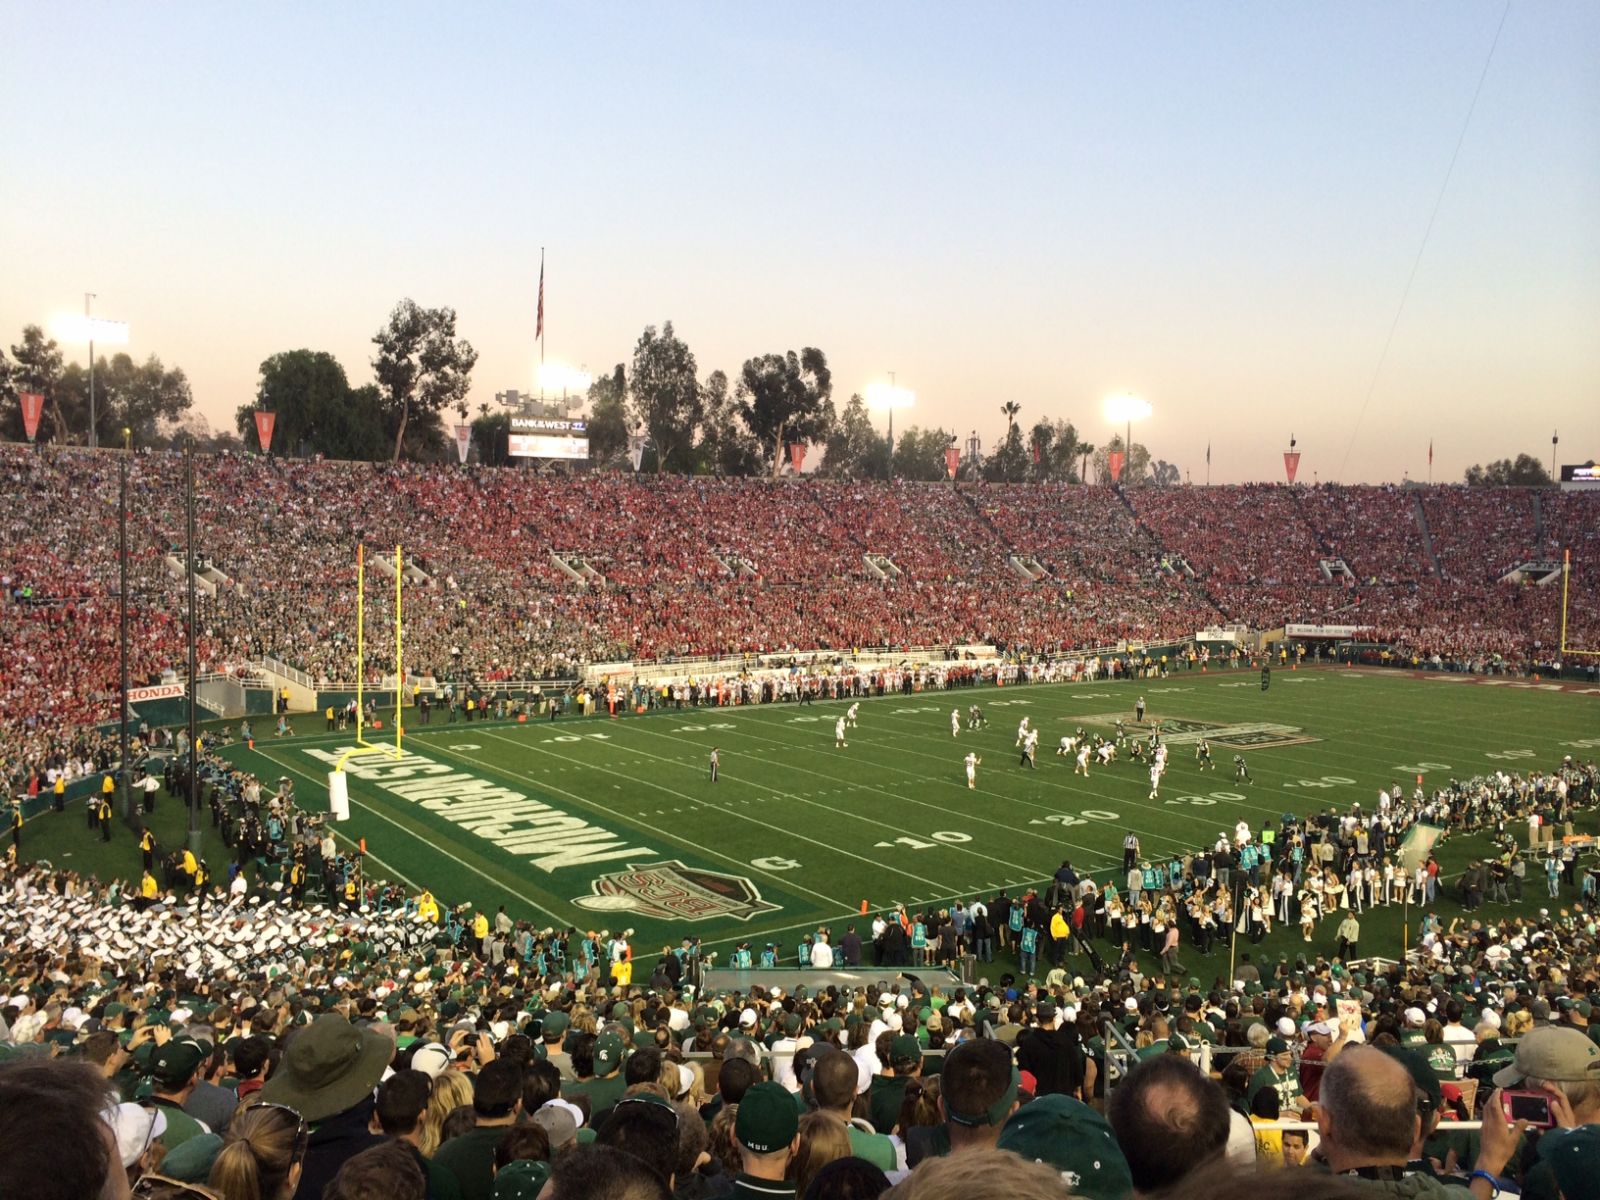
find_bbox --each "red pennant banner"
[945,446,961,479]
[789,443,806,472]
[1109,450,1125,483]
[1284,451,1301,484]
[19,393,44,442]
[254,410,276,454]
[454,424,471,465]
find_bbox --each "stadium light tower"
[55,297,129,449]
[866,376,915,479]
[1103,392,1152,484]
[539,363,592,408]
[118,428,133,821]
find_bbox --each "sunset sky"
[3,2,1596,482]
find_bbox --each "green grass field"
[26,667,1600,978]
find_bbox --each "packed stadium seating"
[2,445,1596,754]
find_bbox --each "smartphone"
[1503,1090,1555,1128]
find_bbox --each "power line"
[1336,0,1512,482]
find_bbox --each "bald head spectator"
[1318,1046,1531,1199]
[1106,1054,1231,1196]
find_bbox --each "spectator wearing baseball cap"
[566,1031,627,1119]
[1492,1027,1600,1200]
[1537,1126,1600,1200]
[1015,1001,1086,1099]
[1300,1018,1352,1103]
[105,1100,167,1184]
[1249,1037,1308,1117]
[148,1038,212,1149]
[997,1093,1133,1200]
[868,1034,923,1135]
[733,1081,800,1199]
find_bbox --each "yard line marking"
[445,733,950,900]
[622,720,1121,871]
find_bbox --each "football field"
[207,667,1600,956]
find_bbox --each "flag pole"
[538,247,546,401]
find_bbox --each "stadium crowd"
[2,444,1597,795]
[3,739,1599,1199]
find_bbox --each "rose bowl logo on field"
[574,861,779,922]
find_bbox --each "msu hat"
[997,1094,1132,1200]
[735,1081,800,1153]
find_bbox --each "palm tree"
[1001,401,1021,434]
[1077,442,1094,484]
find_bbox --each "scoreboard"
[509,416,589,460]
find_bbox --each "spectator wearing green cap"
[869,1034,923,1135]
[566,1031,627,1119]
[1249,1037,1309,1117]
[905,1038,1021,1168]
[732,1081,800,1199]
[148,1038,212,1149]
[996,1093,1133,1200]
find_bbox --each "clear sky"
[3,1,1596,482]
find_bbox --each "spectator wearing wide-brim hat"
[259,1013,391,1200]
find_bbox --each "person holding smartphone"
[1488,1026,1600,1199]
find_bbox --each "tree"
[1001,400,1021,434]
[820,392,890,479]
[1149,459,1182,486]
[983,422,1029,482]
[58,352,192,447]
[1027,418,1082,481]
[470,411,511,466]
[1093,435,1151,485]
[892,426,957,481]
[235,349,388,460]
[371,299,478,462]
[1464,454,1553,486]
[629,322,702,474]
[736,348,834,477]
[4,325,70,443]
[585,364,630,468]
[697,369,761,476]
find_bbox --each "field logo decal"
[574,861,779,922]
[1076,713,1320,749]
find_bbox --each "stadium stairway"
[1411,492,1446,580]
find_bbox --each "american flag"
[535,258,545,341]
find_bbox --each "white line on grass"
[428,735,935,907]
